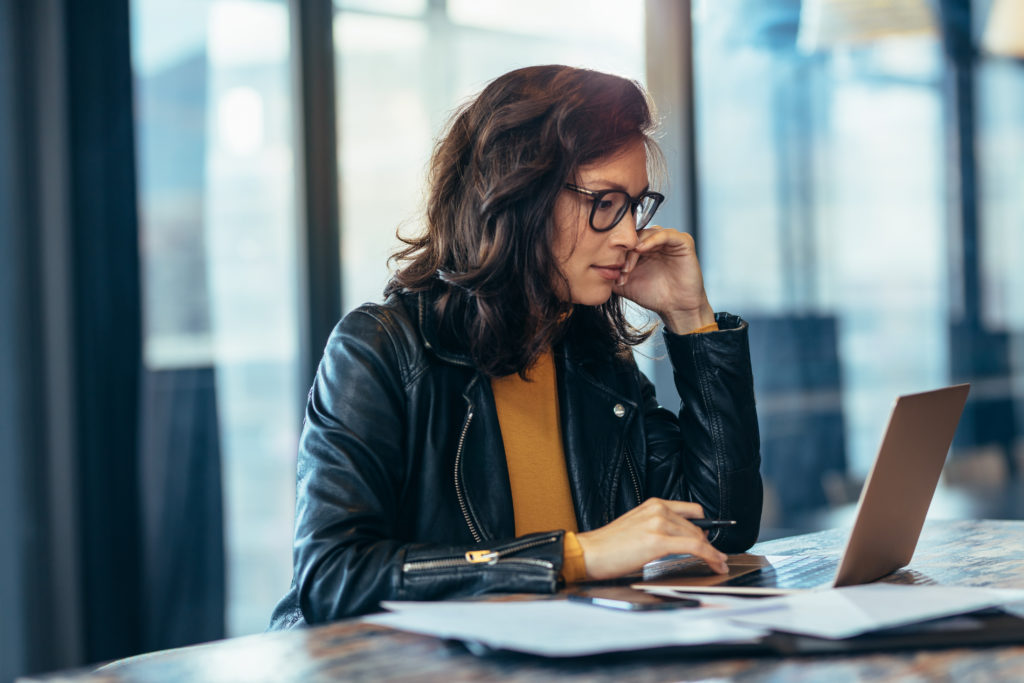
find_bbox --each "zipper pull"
[465,549,499,564]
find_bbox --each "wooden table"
[25,520,1024,682]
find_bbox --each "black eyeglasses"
[564,183,665,232]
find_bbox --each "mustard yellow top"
[491,349,587,581]
[490,320,719,584]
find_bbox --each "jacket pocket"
[402,533,559,574]
[398,531,564,602]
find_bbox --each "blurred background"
[2,0,1022,678]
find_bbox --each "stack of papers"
[367,600,766,656]
[366,585,1024,657]
[726,584,1024,639]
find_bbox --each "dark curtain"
[0,0,226,677]
[140,367,226,650]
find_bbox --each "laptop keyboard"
[722,555,839,590]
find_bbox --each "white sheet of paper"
[728,584,1024,639]
[367,599,767,657]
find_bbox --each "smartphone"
[567,586,700,611]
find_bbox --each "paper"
[366,585,1024,656]
[366,599,767,657]
[728,584,1024,639]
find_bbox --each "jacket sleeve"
[286,308,564,625]
[641,312,763,552]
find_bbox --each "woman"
[269,65,762,628]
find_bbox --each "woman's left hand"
[613,226,716,334]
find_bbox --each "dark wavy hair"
[386,65,660,377]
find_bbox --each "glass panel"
[336,1,645,312]
[973,0,1024,512]
[978,60,1024,330]
[694,0,1024,533]
[694,0,949,529]
[334,0,426,16]
[447,0,644,42]
[132,0,299,637]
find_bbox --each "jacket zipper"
[453,405,482,543]
[625,445,642,504]
[403,534,559,572]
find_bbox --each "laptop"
[637,383,971,596]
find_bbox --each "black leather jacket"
[269,289,762,629]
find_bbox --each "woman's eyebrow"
[581,179,651,194]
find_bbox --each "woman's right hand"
[574,498,729,580]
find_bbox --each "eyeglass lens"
[591,191,659,231]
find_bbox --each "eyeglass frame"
[563,183,665,233]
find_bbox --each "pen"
[691,519,737,529]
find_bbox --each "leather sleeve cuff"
[662,312,749,370]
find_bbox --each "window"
[693,0,1024,531]
[335,1,647,311]
[132,0,299,635]
[133,0,647,638]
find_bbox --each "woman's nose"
[609,212,640,249]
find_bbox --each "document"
[727,584,1024,639]
[366,599,768,657]
[367,585,1024,656]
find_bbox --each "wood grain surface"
[23,520,1024,682]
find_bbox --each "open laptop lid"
[833,383,970,586]
[638,383,971,595]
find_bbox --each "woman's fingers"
[576,498,729,580]
[617,249,641,286]
[615,226,712,325]
[658,535,729,574]
[623,249,641,274]
[627,496,705,521]
[665,521,729,572]
[619,226,685,286]
[635,225,694,253]
[635,500,727,572]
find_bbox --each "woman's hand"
[613,226,716,334]
[574,498,729,581]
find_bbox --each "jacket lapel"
[458,374,516,541]
[556,343,643,530]
[414,289,645,540]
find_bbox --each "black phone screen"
[566,586,701,611]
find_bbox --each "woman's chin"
[570,287,615,307]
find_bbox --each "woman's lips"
[592,265,624,281]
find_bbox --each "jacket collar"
[413,289,476,368]
[412,287,612,372]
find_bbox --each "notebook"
[637,383,971,596]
